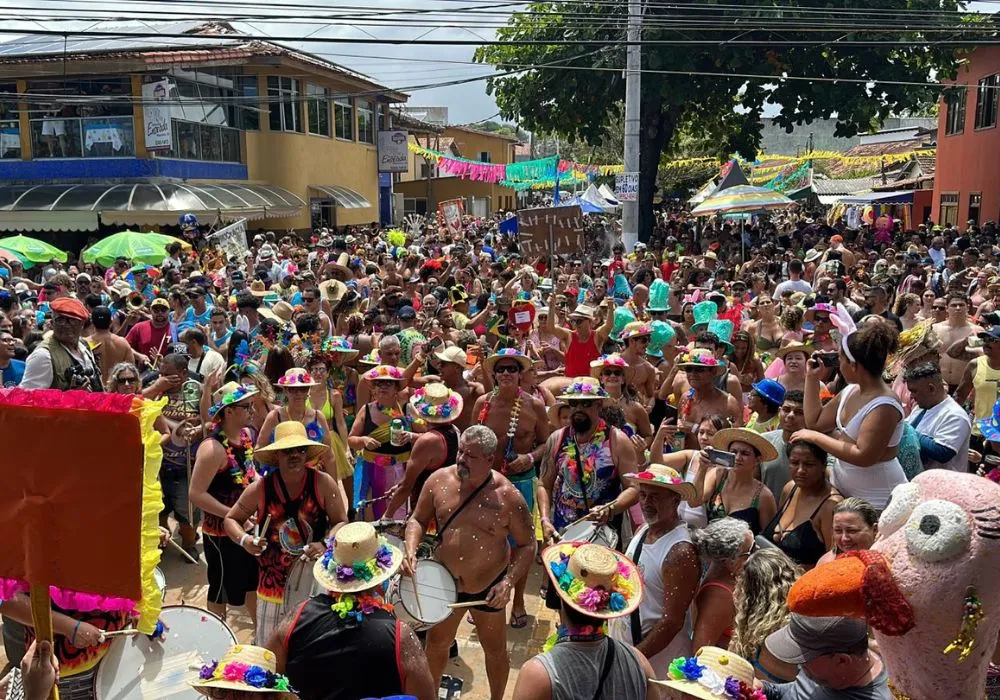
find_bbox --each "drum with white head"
[282,557,321,609]
[559,521,619,549]
[94,605,236,700]
[385,560,457,632]
[153,567,166,602]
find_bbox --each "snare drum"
[386,560,457,632]
[94,604,236,700]
[153,567,166,602]
[559,521,619,549]
[374,519,407,553]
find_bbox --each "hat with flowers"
[623,464,699,503]
[655,646,763,700]
[208,383,259,419]
[590,353,629,380]
[277,368,319,388]
[556,376,610,401]
[363,364,406,382]
[677,349,725,375]
[313,521,402,593]
[542,542,642,620]
[409,382,464,424]
[192,644,295,697]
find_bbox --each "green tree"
[475,0,968,239]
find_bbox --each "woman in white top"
[793,317,907,510]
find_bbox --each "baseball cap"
[765,614,869,663]
[397,305,416,320]
[978,326,1000,342]
[231,270,246,282]
[150,298,170,310]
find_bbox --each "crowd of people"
[0,208,997,700]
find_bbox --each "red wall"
[932,46,1000,226]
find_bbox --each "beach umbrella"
[0,235,67,264]
[0,248,28,268]
[82,231,191,267]
[689,185,795,217]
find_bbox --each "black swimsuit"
[761,486,833,567]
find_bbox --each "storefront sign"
[205,218,249,261]
[142,79,173,151]
[615,172,639,202]
[378,130,409,172]
[517,205,584,256]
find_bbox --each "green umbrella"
[82,231,191,267]
[0,235,67,264]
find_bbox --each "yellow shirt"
[973,355,1000,434]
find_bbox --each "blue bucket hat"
[752,379,786,408]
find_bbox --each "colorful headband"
[198,661,294,692]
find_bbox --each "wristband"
[72,620,82,646]
[239,533,250,548]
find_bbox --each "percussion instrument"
[559,520,619,549]
[282,557,321,609]
[387,560,457,632]
[94,604,236,700]
[153,567,166,602]
[374,519,434,559]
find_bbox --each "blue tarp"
[561,196,605,214]
[499,217,518,235]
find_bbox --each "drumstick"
[447,600,490,609]
[562,503,614,535]
[99,629,141,641]
[409,577,426,619]
[167,537,201,565]
[254,514,272,547]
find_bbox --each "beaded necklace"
[214,427,256,485]
[541,623,607,653]
[477,388,523,474]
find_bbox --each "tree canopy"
[475,0,972,239]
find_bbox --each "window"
[267,76,302,133]
[976,75,1000,130]
[419,161,434,178]
[404,197,428,215]
[0,84,19,159]
[235,76,259,131]
[28,77,135,158]
[479,151,492,163]
[945,88,966,135]
[940,192,959,227]
[376,102,387,131]
[357,100,374,144]
[306,84,330,137]
[969,193,982,225]
[334,98,353,140]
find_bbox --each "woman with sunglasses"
[690,517,754,653]
[591,354,651,448]
[304,341,356,501]
[107,361,142,394]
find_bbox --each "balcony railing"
[157,119,241,163]
[29,116,136,159]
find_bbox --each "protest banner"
[438,198,465,237]
[516,205,585,257]
[615,172,639,202]
[205,218,249,261]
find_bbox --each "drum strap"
[629,528,650,646]
[592,637,616,700]
[437,473,493,540]
[275,470,307,542]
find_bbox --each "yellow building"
[396,124,519,218]
[0,21,407,236]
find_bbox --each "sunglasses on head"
[281,446,309,455]
[494,364,520,374]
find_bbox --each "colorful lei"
[548,550,632,614]
[364,365,405,381]
[410,386,460,419]
[213,427,256,485]
[198,660,293,692]
[565,420,608,486]
[320,535,395,583]
[330,592,395,622]
[477,388,523,475]
[667,656,765,699]
[541,623,607,653]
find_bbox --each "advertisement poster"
[142,79,173,151]
[377,130,409,172]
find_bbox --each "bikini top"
[708,472,764,536]
[698,580,735,639]
[761,485,834,568]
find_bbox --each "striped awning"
[310,184,371,209]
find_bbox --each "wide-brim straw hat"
[409,382,464,424]
[623,464,698,503]
[208,383,259,419]
[259,300,294,324]
[321,336,360,361]
[619,321,653,342]
[313,521,402,594]
[889,320,941,372]
[484,348,532,375]
[712,427,779,462]
[676,350,726,376]
[327,252,352,282]
[590,353,629,379]
[357,350,381,367]
[277,368,320,388]
[542,542,642,620]
[556,376,610,401]
[655,646,757,700]
[249,280,269,297]
[569,304,597,321]
[363,364,406,382]
[192,644,295,697]
[775,341,814,360]
[319,278,347,304]
[254,420,327,466]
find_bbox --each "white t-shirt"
[772,278,812,300]
[188,348,226,381]
[907,396,971,472]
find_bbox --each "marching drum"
[559,521,619,549]
[153,567,166,602]
[282,557,321,609]
[387,560,457,633]
[94,605,236,700]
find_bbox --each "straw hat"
[623,464,698,503]
[656,646,757,700]
[320,335,359,361]
[676,349,725,375]
[435,345,468,367]
[590,353,629,380]
[712,427,779,462]
[319,278,347,304]
[357,349,381,367]
[327,252,352,282]
[569,304,597,321]
[775,341,815,360]
[277,368,319,388]
[363,364,406,382]
[542,542,642,619]
[249,280,269,297]
[313,521,402,594]
[192,644,295,696]
[259,300,294,323]
[619,321,653,342]
[208,383,259,419]
[409,382,464,424]
[254,421,327,466]
[556,376,610,401]
[889,320,941,372]
[547,400,570,427]
[483,348,532,375]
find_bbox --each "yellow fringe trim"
[133,397,166,635]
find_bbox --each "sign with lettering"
[516,205,585,256]
[205,218,249,261]
[615,172,639,202]
[438,198,465,237]
[378,130,409,172]
[142,79,173,151]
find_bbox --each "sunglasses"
[635,336,651,344]
[494,364,521,374]
[280,446,309,455]
[117,375,139,384]
[686,366,712,374]
[303,296,318,303]
[373,380,398,389]
[569,399,599,408]
[602,369,624,377]
[739,540,760,558]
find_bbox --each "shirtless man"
[619,321,657,403]
[661,349,742,448]
[427,345,484,429]
[403,425,535,700]
[934,292,983,392]
[88,305,135,384]
[472,349,550,627]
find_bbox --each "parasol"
[82,230,191,267]
[690,184,795,217]
[0,235,67,264]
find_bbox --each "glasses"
[303,297,318,303]
[569,399,599,408]
[635,336,651,344]
[813,315,831,323]
[739,540,760,558]
[280,446,309,455]
[494,364,521,374]
[602,369,624,377]
[933,305,947,311]
[117,375,139,384]
[686,366,712,374]
[373,380,397,389]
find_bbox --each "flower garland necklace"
[477,388,523,475]
[214,426,256,485]
[329,592,394,622]
[541,623,607,653]
[376,402,403,420]
[565,420,608,487]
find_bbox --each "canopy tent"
[580,184,616,210]
[561,196,606,214]
[688,179,717,206]
[597,184,620,207]
[836,190,915,205]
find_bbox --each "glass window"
[357,100,374,144]
[940,192,959,227]
[0,120,19,159]
[945,88,966,136]
[175,121,201,160]
[267,76,302,133]
[221,127,240,162]
[27,77,135,158]
[334,98,353,140]
[306,84,330,136]
[376,102,387,131]
[234,76,259,131]
[975,75,999,130]
[479,151,492,163]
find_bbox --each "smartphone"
[818,352,839,368]
[705,447,736,469]
[423,336,443,354]
[661,404,679,422]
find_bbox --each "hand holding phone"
[704,447,736,469]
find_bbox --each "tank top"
[414,424,460,505]
[536,639,648,700]
[565,329,601,377]
[697,581,735,639]
[708,472,764,536]
[257,468,329,603]
[973,355,1000,434]
[833,384,907,510]
[551,423,621,530]
[361,403,411,459]
[306,389,334,424]
[202,431,253,536]
[285,595,403,700]
[610,522,693,677]
[761,486,833,568]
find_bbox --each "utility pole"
[621,0,642,252]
